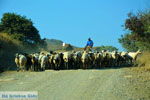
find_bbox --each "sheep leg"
[17,66,20,72]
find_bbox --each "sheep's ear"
[138,49,142,53]
[15,53,18,56]
[137,49,141,52]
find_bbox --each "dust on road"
[0,67,150,100]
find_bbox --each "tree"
[118,34,139,51]
[119,11,150,51]
[0,13,41,45]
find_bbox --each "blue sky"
[0,0,150,50]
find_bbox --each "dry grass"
[0,33,22,47]
[133,52,150,72]
[137,52,150,67]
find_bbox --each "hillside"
[74,46,118,51]
[0,33,22,71]
[93,46,118,51]
[45,39,63,51]
[0,33,42,71]
[45,38,77,51]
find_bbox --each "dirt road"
[0,67,150,100]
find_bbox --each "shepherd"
[84,38,94,51]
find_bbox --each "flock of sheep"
[15,50,141,72]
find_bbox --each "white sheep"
[15,53,27,72]
[128,50,142,62]
[81,51,90,69]
[53,53,61,70]
[63,52,73,69]
[40,55,49,71]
